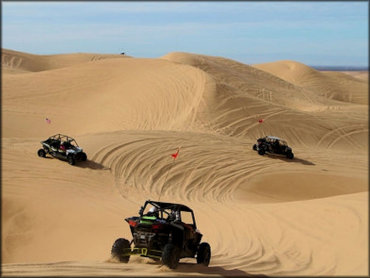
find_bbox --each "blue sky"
[2,1,368,66]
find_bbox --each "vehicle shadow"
[265,154,315,166]
[174,262,267,277]
[289,157,315,165]
[75,160,108,170]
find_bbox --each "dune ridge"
[2,48,127,74]
[2,49,368,276]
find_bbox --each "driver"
[60,144,66,152]
[167,211,177,221]
[51,140,61,152]
[147,206,159,218]
[62,141,73,150]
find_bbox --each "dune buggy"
[111,200,211,269]
[37,134,87,165]
[253,135,294,159]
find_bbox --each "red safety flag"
[258,119,264,123]
[45,117,51,124]
[171,148,180,159]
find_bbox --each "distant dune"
[2,49,368,276]
[338,71,368,81]
[253,60,368,104]
[2,48,127,74]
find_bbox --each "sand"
[2,49,368,276]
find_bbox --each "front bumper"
[122,247,162,259]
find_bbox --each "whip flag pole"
[158,147,180,201]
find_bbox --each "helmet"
[149,206,157,213]
[147,206,159,217]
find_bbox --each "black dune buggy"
[111,200,211,269]
[253,136,294,159]
[37,134,87,165]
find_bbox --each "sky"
[2,1,368,67]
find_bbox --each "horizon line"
[2,47,368,70]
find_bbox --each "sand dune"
[3,57,214,138]
[340,71,368,81]
[2,48,127,74]
[162,52,367,150]
[2,49,368,276]
[253,60,368,105]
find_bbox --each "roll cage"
[139,200,197,229]
[45,134,79,147]
[264,136,288,146]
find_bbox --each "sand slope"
[2,48,127,74]
[2,49,368,276]
[253,60,368,105]
[339,71,368,81]
[162,52,367,150]
[3,57,214,138]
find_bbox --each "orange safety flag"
[171,148,180,159]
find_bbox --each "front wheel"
[252,144,257,151]
[80,152,87,161]
[162,243,180,269]
[258,148,265,155]
[111,238,131,263]
[197,242,211,266]
[67,155,75,165]
[38,149,46,157]
[286,152,294,159]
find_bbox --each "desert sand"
[2,48,368,276]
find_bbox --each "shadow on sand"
[265,154,315,166]
[75,160,108,170]
[42,156,54,159]
[42,155,108,169]
[289,157,315,165]
[173,262,267,277]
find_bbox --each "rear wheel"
[38,149,46,157]
[258,148,265,155]
[162,243,180,269]
[197,242,211,266]
[67,155,75,165]
[111,238,131,263]
[286,152,294,159]
[253,144,257,151]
